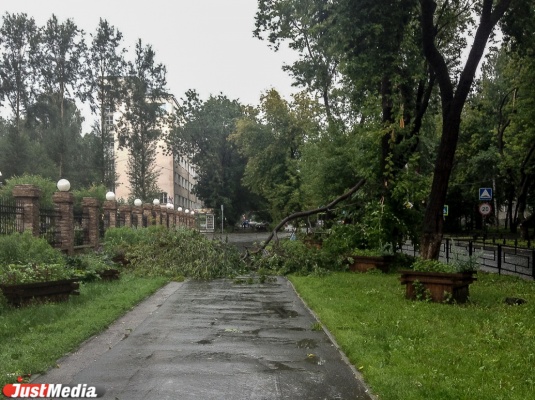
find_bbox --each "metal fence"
[401,238,535,280]
[39,207,60,246]
[73,210,90,246]
[117,211,126,228]
[0,198,24,235]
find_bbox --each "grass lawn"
[0,274,168,388]
[290,271,535,400]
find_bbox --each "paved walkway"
[34,277,374,399]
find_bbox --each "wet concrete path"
[35,277,373,399]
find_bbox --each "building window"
[160,192,168,204]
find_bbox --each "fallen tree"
[258,178,367,250]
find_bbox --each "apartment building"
[107,94,202,210]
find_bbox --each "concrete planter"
[400,270,477,303]
[98,269,121,281]
[0,279,80,307]
[349,255,393,273]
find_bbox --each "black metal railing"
[39,207,60,246]
[117,211,126,227]
[73,211,90,246]
[0,198,24,235]
[401,238,535,280]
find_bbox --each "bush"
[65,253,119,282]
[0,263,73,285]
[103,226,245,280]
[321,224,368,258]
[412,254,479,274]
[254,239,341,276]
[0,231,64,266]
[0,174,57,208]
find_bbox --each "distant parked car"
[284,224,295,232]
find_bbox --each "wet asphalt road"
[33,232,374,399]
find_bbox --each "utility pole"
[221,204,224,235]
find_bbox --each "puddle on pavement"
[196,339,212,345]
[264,303,299,318]
[297,338,318,349]
[267,361,298,371]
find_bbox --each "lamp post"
[153,199,160,206]
[134,199,142,207]
[166,202,174,210]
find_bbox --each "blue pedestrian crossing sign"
[479,188,493,201]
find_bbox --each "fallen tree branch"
[258,178,367,250]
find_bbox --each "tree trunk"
[418,0,512,259]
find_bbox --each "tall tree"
[231,89,321,222]
[0,12,40,133]
[35,14,87,178]
[419,0,513,258]
[115,39,168,202]
[255,0,340,124]
[86,19,126,190]
[170,91,253,226]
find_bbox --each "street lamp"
[57,179,70,192]
[106,191,116,201]
[185,208,190,214]
[166,202,174,210]
[190,210,195,215]
[177,206,183,212]
[134,199,142,207]
[153,199,160,206]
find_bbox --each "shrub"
[412,255,479,274]
[65,253,119,282]
[321,223,368,258]
[104,226,245,280]
[254,239,340,276]
[0,174,57,208]
[0,263,73,285]
[0,231,64,266]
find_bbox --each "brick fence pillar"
[53,191,74,255]
[82,197,99,249]
[153,205,161,225]
[161,207,168,228]
[132,204,143,228]
[12,184,42,236]
[103,200,117,231]
[143,204,153,227]
[119,205,132,228]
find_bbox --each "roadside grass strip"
[290,272,535,400]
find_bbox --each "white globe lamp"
[134,199,142,207]
[153,199,160,206]
[106,191,116,201]
[177,206,183,212]
[57,179,70,192]
[166,202,174,210]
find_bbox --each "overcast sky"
[3,0,298,130]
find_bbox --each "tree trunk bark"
[418,0,512,259]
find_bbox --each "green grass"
[290,272,535,400]
[0,274,168,387]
